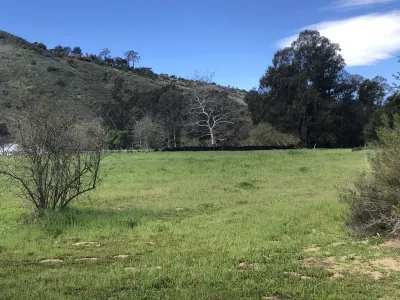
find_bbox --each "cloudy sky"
[281,1,400,68]
[1,0,399,89]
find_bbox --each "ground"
[1,150,400,299]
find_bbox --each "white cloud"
[329,0,394,10]
[278,11,400,66]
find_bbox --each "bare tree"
[124,50,141,69]
[0,99,105,212]
[99,48,111,60]
[188,72,248,145]
[133,116,165,150]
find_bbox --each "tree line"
[5,30,399,151]
[98,30,398,150]
[245,30,394,148]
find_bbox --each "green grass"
[1,150,400,299]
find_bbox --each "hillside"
[0,30,246,109]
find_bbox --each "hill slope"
[0,30,246,109]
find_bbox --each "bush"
[245,123,300,146]
[36,42,47,50]
[0,99,104,212]
[106,130,130,150]
[341,114,400,236]
[47,66,59,72]
[55,79,67,87]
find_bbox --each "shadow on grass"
[26,203,219,237]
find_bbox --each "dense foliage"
[341,114,400,236]
[245,30,391,148]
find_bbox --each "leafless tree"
[99,48,111,60]
[187,72,249,145]
[0,99,105,212]
[133,116,165,150]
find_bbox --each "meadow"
[1,150,400,299]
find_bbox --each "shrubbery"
[341,114,400,236]
[47,66,59,72]
[106,130,130,150]
[245,123,300,146]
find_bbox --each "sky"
[1,0,400,90]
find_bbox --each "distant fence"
[162,145,296,152]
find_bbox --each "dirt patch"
[72,241,100,247]
[74,257,98,261]
[330,242,344,247]
[283,271,312,280]
[113,255,129,259]
[331,273,344,279]
[175,207,185,212]
[381,240,400,250]
[304,246,321,253]
[303,257,388,280]
[237,262,260,271]
[373,258,400,271]
[284,271,300,277]
[40,259,63,263]
[368,271,383,280]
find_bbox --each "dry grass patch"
[302,255,400,280]
[74,257,98,261]
[40,259,63,263]
[381,240,400,250]
[72,241,101,247]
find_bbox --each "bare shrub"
[133,116,165,150]
[0,99,105,211]
[340,114,400,236]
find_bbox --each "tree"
[0,122,12,155]
[0,99,104,212]
[245,123,300,146]
[124,50,141,69]
[188,73,249,145]
[50,45,71,57]
[72,46,83,56]
[99,48,111,60]
[35,42,47,50]
[259,30,346,147]
[114,57,129,69]
[364,93,400,141]
[106,130,130,149]
[133,116,165,150]
[158,86,187,147]
[244,89,271,124]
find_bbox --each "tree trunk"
[210,130,215,146]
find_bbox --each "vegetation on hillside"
[1,29,397,149]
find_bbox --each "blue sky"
[1,0,399,90]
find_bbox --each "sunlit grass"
[1,150,399,299]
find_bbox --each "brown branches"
[0,99,105,211]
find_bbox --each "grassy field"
[1,150,400,299]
